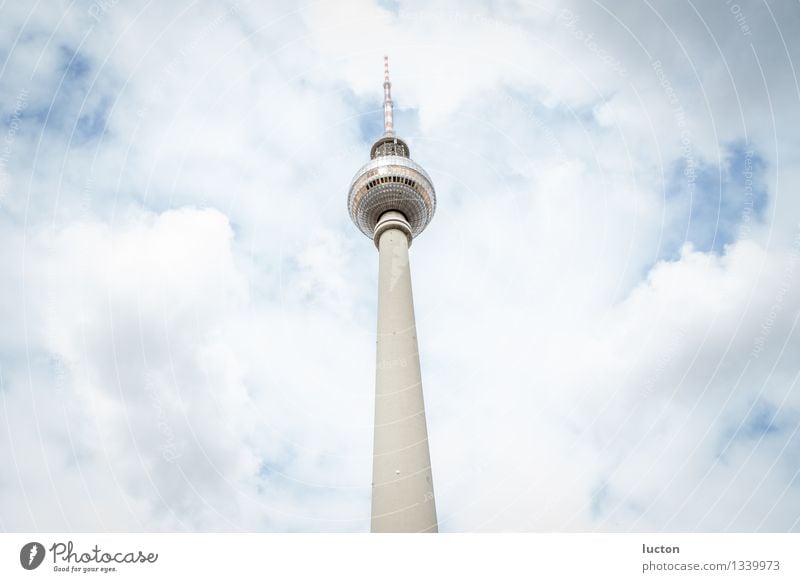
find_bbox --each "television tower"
[347,57,438,533]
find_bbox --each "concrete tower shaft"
[371,211,437,533]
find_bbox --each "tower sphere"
[347,145,436,242]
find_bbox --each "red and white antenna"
[383,55,394,136]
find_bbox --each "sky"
[0,0,799,532]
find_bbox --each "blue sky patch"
[658,143,767,260]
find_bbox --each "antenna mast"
[383,55,394,136]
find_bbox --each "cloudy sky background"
[1,0,799,532]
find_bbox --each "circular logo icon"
[20,542,45,570]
